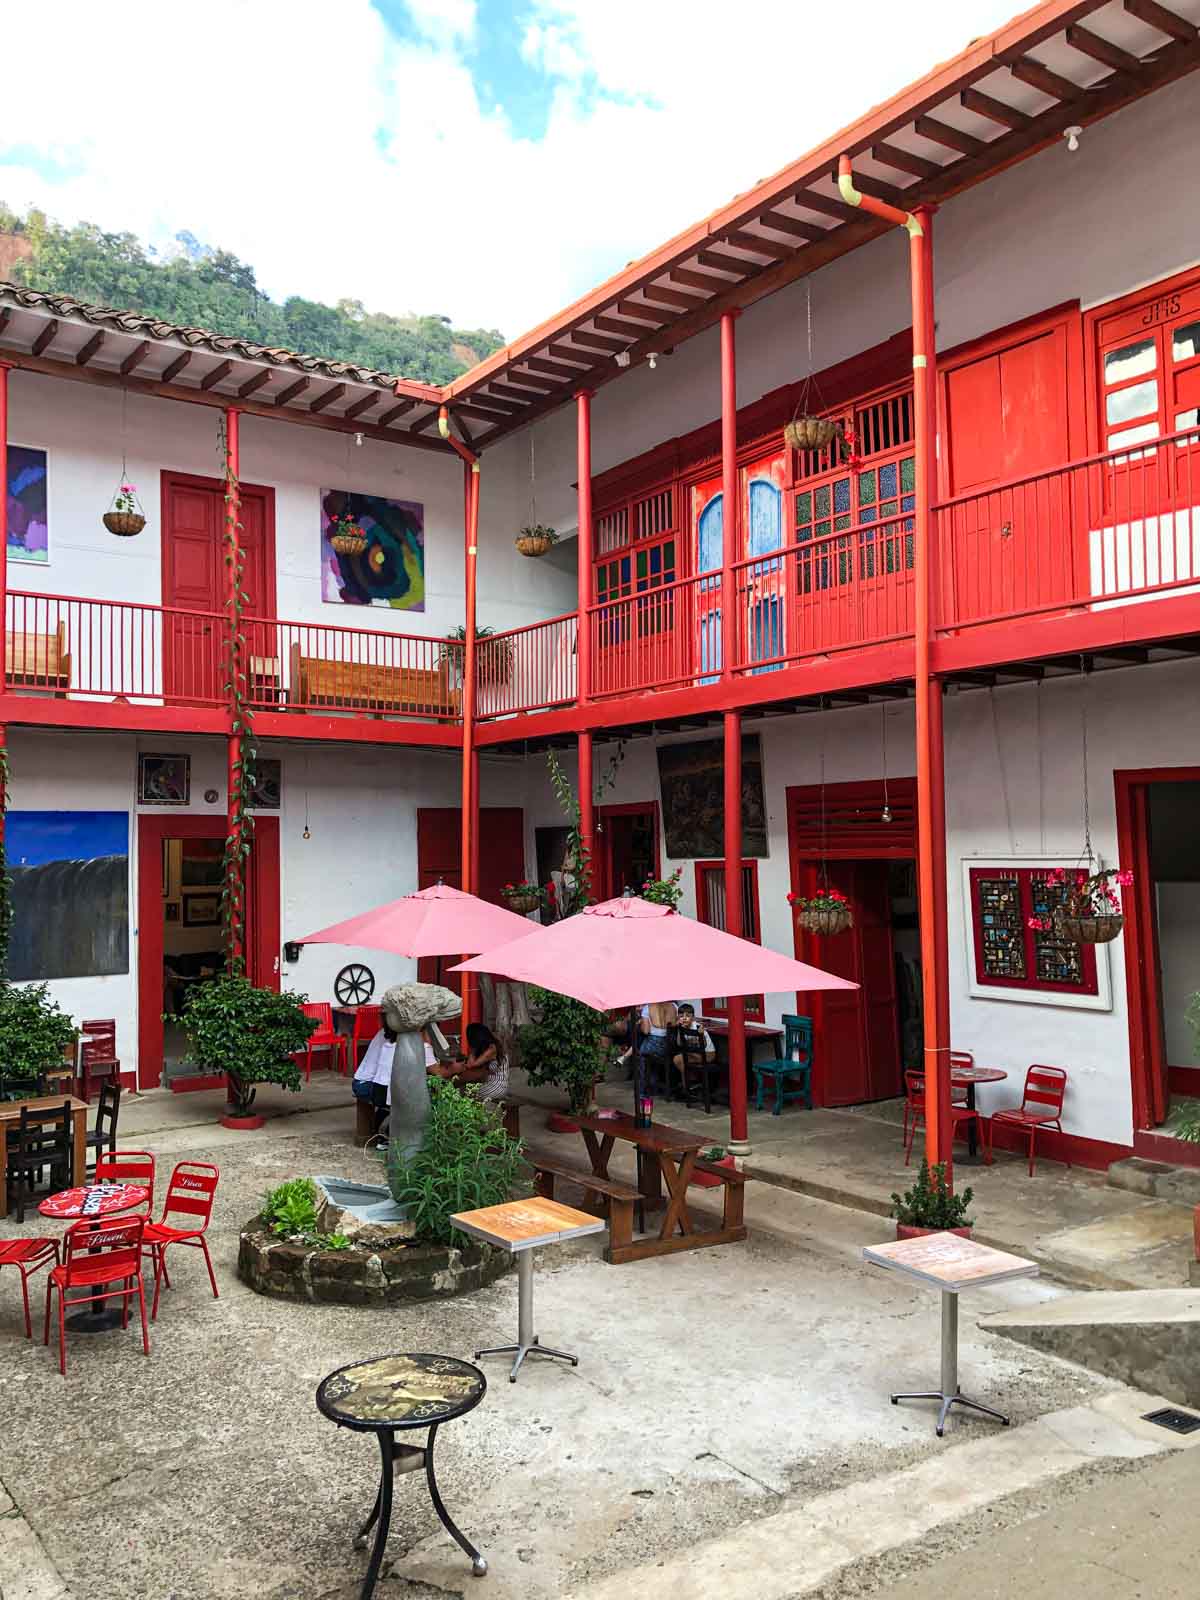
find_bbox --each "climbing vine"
[545,740,625,915]
[218,417,255,976]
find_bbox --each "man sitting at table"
[671,1004,716,1097]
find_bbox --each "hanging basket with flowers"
[1028,866,1131,946]
[788,888,853,935]
[103,479,146,538]
[502,880,544,914]
[329,511,368,557]
[516,525,558,558]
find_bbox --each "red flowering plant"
[329,511,368,554]
[641,868,683,908]
[787,887,851,913]
[1027,866,1133,933]
[501,879,545,910]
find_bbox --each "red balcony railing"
[935,423,1200,630]
[473,613,578,720]
[243,615,459,719]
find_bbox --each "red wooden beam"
[1124,0,1197,41]
[499,368,559,391]
[238,369,273,399]
[615,299,667,325]
[1008,53,1084,100]
[960,86,1031,128]
[695,249,754,278]
[642,281,708,309]
[119,340,152,376]
[309,382,346,414]
[593,314,645,341]
[527,353,590,378]
[452,400,518,423]
[547,342,598,367]
[0,309,9,338]
[75,330,105,367]
[914,114,988,156]
[792,189,860,222]
[379,399,417,425]
[343,391,381,420]
[564,328,626,354]
[1065,22,1142,73]
[757,208,825,242]
[31,320,58,357]
[199,359,235,391]
[669,267,726,293]
[872,141,942,178]
[162,350,192,383]
[274,377,310,407]
[721,228,791,261]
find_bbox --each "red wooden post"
[577,390,594,705]
[724,709,749,1151]
[461,457,480,1029]
[224,407,244,974]
[719,311,740,680]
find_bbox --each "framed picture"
[181,838,223,887]
[248,757,282,810]
[6,443,49,565]
[320,488,425,611]
[960,857,1112,1011]
[657,735,768,858]
[183,892,221,927]
[164,901,181,924]
[7,810,128,979]
[139,753,190,806]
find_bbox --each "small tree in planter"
[890,1160,974,1239]
[176,976,315,1126]
[389,1078,526,1245]
[0,983,76,1100]
[517,984,608,1128]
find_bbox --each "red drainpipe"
[837,156,951,1173]
[224,407,244,975]
[439,406,481,1028]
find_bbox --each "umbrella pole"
[724,710,749,1154]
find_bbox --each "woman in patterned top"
[434,1022,509,1103]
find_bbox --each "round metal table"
[950,1065,1008,1160]
[316,1352,488,1599]
[38,1183,149,1332]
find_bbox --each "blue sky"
[7,811,128,869]
[0,0,1019,335]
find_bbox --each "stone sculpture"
[380,982,462,1164]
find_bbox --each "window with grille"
[695,861,764,1020]
[1096,275,1200,459]
[595,484,677,640]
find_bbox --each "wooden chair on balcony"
[287,642,459,719]
[6,622,71,696]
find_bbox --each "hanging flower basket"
[103,479,146,538]
[1054,912,1124,945]
[1028,866,1132,946]
[516,525,558,558]
[788,889,853,935]
[329,512,368,557]
[784,416,839,452]
[502,882,543,914]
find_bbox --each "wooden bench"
[7,623,71,694]
[689,1157,748,1240]
[289,643,459,717]
[525,1153,642,1257]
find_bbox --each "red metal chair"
[350,1004,383,1067]
[142,1161,220,1320]
[990,1065,1069,1176]
[44,1217,150,1375]
[78,1019,121,1102]
[0,1239,60,1338]
[903,1070,990,1166]
[94,1149,156,1214]
[299,1003,348,1080]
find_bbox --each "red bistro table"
[949,1066,1007,1160]
[39,1183,150,1333]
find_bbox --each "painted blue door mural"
[694,475,724,682]
[746,472,784,673]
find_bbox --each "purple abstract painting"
[6,445,48,564]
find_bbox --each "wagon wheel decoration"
[334,963,375,1005]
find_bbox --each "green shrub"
[891,1160,974,1229]
[261,1177,350,1250]
[176,976,314,1115]
[517,986,608,1115]
[0,983,76,1098]
[388,1078,526,1245]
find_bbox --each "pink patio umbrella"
[299,882,540,959]
[453,894,857,1009]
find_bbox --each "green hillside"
[0,203,504,385]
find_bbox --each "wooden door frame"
[160,469,278,615]
[694,858,764,1021]
[597,800,660,899]
[137,813,280,1090]
[1114,765,1200,1129]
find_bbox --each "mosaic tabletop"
[316,1353,485,1430]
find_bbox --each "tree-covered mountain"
[0,204,504,384]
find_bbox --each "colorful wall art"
[321,489,425,610]
[657,735,768,859]
[7,810,129,979]
[5,444,49,564]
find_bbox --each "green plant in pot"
[891,1160,974,1239]
[0,982,76,1101]
[440,624,515,688]
[175,975,315,1122]
[388,1078,526,1246]
[517,984,608,1126]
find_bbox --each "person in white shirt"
[352,1025,397,1112]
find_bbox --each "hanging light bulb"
[881,802,892,824]
[648,352,658,370]
[302,823,311,841]
[1064,125,1082,153]
[354,431,364,447]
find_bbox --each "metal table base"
[474,1250,579,1383]
[890,1290,1011,1437]
[352,1424,486,1599]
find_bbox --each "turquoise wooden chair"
[752,1014,813,1115]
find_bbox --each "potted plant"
[515,525,558,558]
[517,985,608,1132]
[641,868,683,907]
[102,480,146,537]
[391,1078,526,1245]
[890,1160,974,1240]
[501,879,544,914]
[0,983,77,1101]
[440,625,515,688]
[788,887,853,935]
[1027,866,1131,945]
[691,1144,737,1188]
[175,975,316,1128]
[329,511,368,557]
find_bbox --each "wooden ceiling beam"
[642,281,708,310]
[408,409,439,433]
[75,330,105,367]
[960,86,1032,128]
[527,353,590,379]
[695,248,754,279]
[757,208,825,242]
[309,382,347,413]
[913,114,987,156]
[275,377,310,407]
[379,400,418,426]
[31,319,58,357]
[0,309,9,339]
[593,313,648,341]
[565,328,627,354]
[720,228,791,261]
[872,141,942,178]
[486,379,542,401]
[1008,53,1085,101]
[452,400,520,424]
[792,189,860,222]
[614,299,667,325]
[119,339,152,376]
[1124,0,1197,42]
[830,168,908,207]
[162,351,193,383]
[500,370,558,392]
[547,341,598,367]
[1065,21,1142,73]
[669,267,725,293]
[238,369,273,399]
[343,391,381,420]
[199,358,235,391]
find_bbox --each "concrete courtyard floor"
[2,1081,1198,1599]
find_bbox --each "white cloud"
[0,0,1020,340]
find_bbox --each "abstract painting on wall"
[320,489,425,610]
[7,811,129,979]
[5,444,49,564]
[657,735,768,859]
[248,757,282,810]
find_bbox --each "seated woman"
[352,1023,397,1127]
[429,1021,509,1103]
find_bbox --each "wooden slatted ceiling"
[449,0,1200,447]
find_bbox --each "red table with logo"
[39,1183,150,1332]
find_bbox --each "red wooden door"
[695,861,764,1022]
[415,807,525,991]
[942,324,1073,622]
[161,473,275,703]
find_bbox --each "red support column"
[724,710,749,1152]
[719,311,740,680]
[577,389,594,706]
[460,457,480,1029]
[223,407,244,975]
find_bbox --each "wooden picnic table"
[569,1108,747,1265]
[0,1094,88,1220]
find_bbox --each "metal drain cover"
[1142,1406,1200,1435]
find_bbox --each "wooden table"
[695,1017,786,1101]
[570,1109,747,1265]
[452,1197,606,1381]
[950,1064,1008,1159]
[863,1231,1038,1435]
[0,1094,88,1220]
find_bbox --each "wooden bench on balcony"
[6,623,71,696]
[288,642,460,718]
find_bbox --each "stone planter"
[895,1224,972,1241]
[237,1216,513,1306]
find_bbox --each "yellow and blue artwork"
[321,488,425,611]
